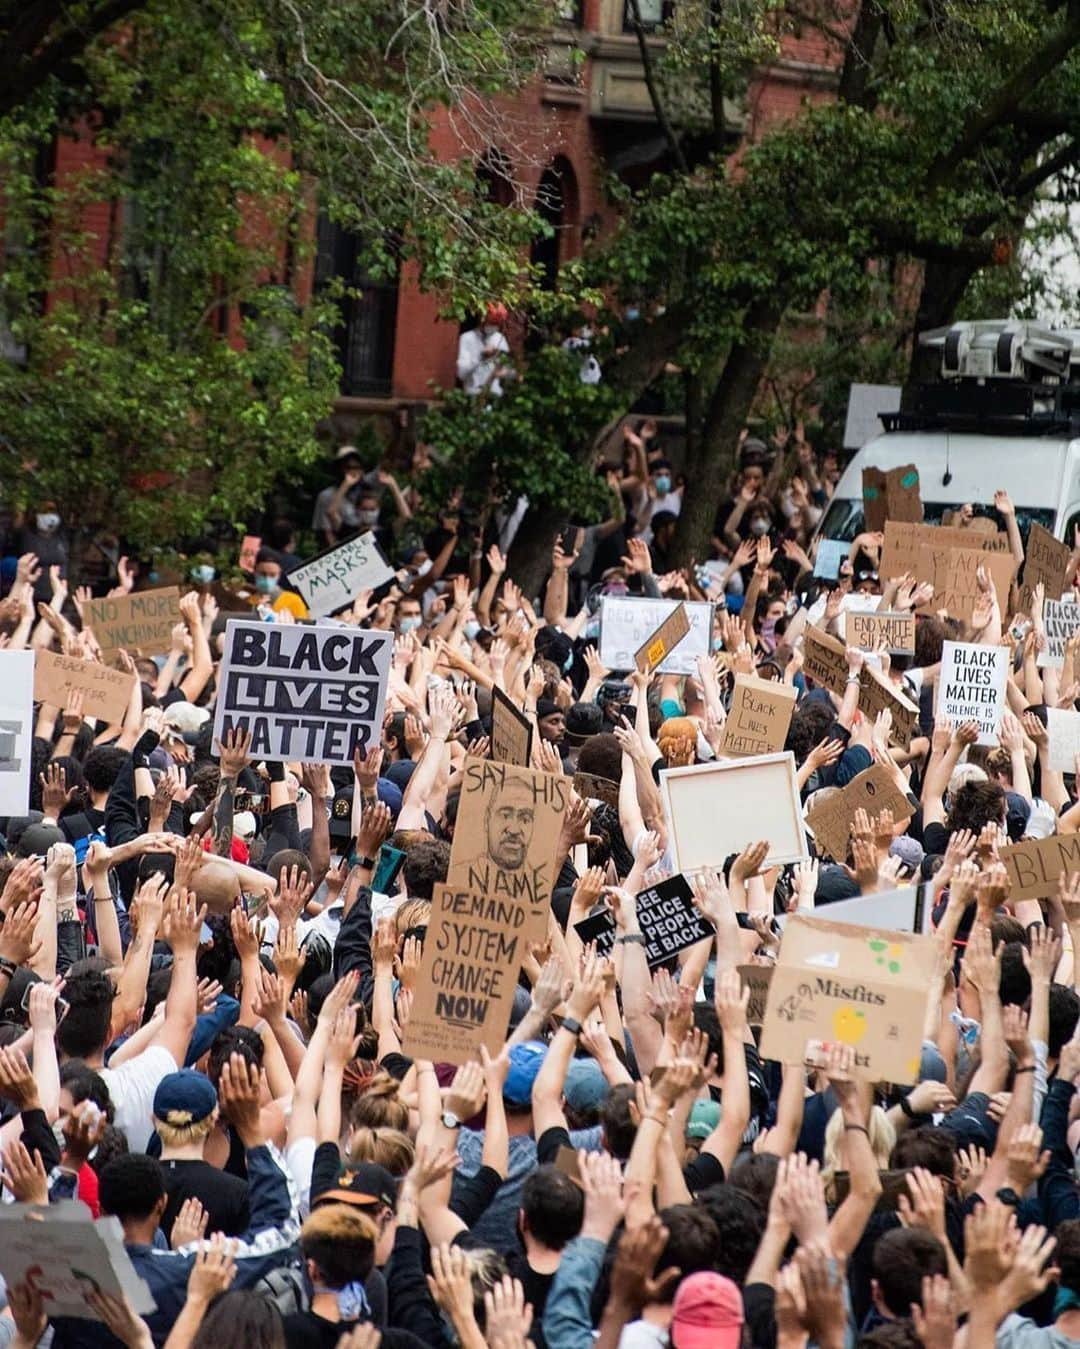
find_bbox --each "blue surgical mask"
[255,574,278,594]
[712,636,725,652]
[191,564,215,585]
[463,620,481,640]
[654,475,671,495]
[586,618,601,640]
[563,650,574,673]
[749,517,770,537]
[399,615,421,634]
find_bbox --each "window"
[817,498,1055,544]
[555,0,583,23]
[314,214,399,398]
[623,0,674,31]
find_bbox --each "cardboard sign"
[573,874,714,968]
[1047,708,1080,774]
[814,539,850,581]
[599,597,713,676]
[857,663,919,751]
[1000,832,1080,903]
[287,532,395,618]
[447,758,570,916]
[0,1202,155,1319]
[212,619,393,765]
[862,465,922,533]
[490,686,533,767]
[401,882,544,1064]
[0,653,32,817]
[573,771,619,808]
[776,885,930,935]
[635,602,691,674]
[929,547,1016,624]
[805,763,913,864]
[660,752,807,873]
[34,650,136,725]
[739,964,774,1027]
[84,587,181,657]
[1020,523,1070,610]
[759,913,934,1084]
[938,641,1008,746]
[880,521,1007,585]
[847,610,915,656]
[239,535,262,573]
[803,626,849,694]
[720,674,796,757]
[1037,599,1080,669]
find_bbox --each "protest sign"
[938,641,1008,746]
[814,539,850,581]
[1047,708,1080,774]
[85,587,181,657]
[572,771,619,808]
[573,874,714,968]
[720,674,796,757]
[0,652,32,816]
[287,532,395,618]
[635,602,691,674]
[847,610,915,656]
[739,964,773,1027]
[805,763,913,863]
[862,465,922,533]
[1000,832,1080,903]
[490,687,533,767]
[760,913,935,1084]
[857,663,919,751]
[34,650,136,726]
[238,535,261,573]
[0,1202,155,1318]
[661,752,807,873]
[929,546,1016,624]
[776,885,930,934]
[1020,523,1070,610]
[879,520,1007,584]
[402,882,544,1064]
[840,593,882,615]
[803,626,848,694]
[212,620,392,765]
[1037,599,1080,669]
[599,597,713,676]
[447,758,569,915]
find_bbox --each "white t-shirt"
[101,1044,178,1152]
[456,326,510,396]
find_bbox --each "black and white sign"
[213,620,393,765]
[574,874,714,968]
[599,597,713,676]
[0,653,32,816]
[287,532,395,618]
[938,640,1007,746]
[1037,599,1080,670]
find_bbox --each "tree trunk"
[906,257,979,386]
[671,297,784,567]
[507,502,567,604]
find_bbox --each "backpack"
[253,1262,309,1316]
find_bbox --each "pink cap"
[670,1271,744,1349]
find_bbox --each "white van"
[817,321,1080,548]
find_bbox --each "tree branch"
[626,0,689,176]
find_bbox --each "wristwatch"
[441,1110,462,1130]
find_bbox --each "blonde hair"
[347,1126,415,1176]
[394,899,431,937]
[821,1104,896,1203]
[154,1112,216,1149]
[347,1071,409,1132]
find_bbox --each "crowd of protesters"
[1,417,1080,1349]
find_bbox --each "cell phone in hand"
[20,984,69,1025]
[372,844,407,896]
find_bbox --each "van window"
[1063,509,1080,550]
[819,499,1055,545]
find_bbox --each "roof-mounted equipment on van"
[920,320,1071,383]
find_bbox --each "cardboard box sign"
[720,674,796,758]
[287,531,395,618]
[635,601,691,674]
[847,610,915,656]
[1037,599,1080,670]
[1020,522,1070,610]
[775,885,931,935]
[34,650,136,726]
[804,763,913,864]
[660,752,807,873]
[599,596,714,676]
[759,914,935,1084]
[1000,832,1080,903]
[929,546,1016,625]
[879,520,1008,586]
[490,687,533,767]
[862,465,922,533]
[573,874,714,968]
[937,641,1008,747]
[84,587,182,658]
[572,771,619,808]
[801,628,918,750]
[738,963,773,1027]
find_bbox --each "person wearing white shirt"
[457,303,511,396]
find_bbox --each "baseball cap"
[17,822,65,858]
[670,1271,744,1349]
[565,702,604,746]
[888,835,924,878]
[162,702,211,734]
[315,1161,398,1210]
[563,1058,609,1113]
[504,1040,547,1106]
[686,1099,721,1141]
[153,1070,217,1126]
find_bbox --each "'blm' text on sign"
[212,620,392,765]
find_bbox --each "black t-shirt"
[923,821,950,857]
[284,1313,426,1349]
[160,1158,249,1241]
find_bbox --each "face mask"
[654,475,672,495]
[356,510,380,527]
[399,615,421,634]
[255,574,278,595]
[563,650,574,673]
[414,558,433,578]
[749,518,770,537]
[712,636,725,652]
[36,513,60,533]
[760,618,777,645]
[191,564,215,585]
[585,618,601,640]
[463,620,481,640]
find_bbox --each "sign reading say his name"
[447,757,569,914]
[938,640,1008,746]
[85,587,181,657]
[402,883,543,1064]
[1037,599,1080,669]
[212,619,392,765]
[573,874,714,968]
[287,532,395,618]
[803,626,848,693]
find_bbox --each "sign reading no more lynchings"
[212,620,392,765]
[85,587,181,657]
